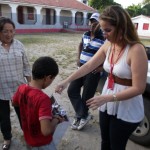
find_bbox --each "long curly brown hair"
[100,5,140,45]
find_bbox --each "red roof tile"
[11,0,95,11]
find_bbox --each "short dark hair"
[0,17,15,32]
[32,56,59,80]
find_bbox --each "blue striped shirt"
[80,30,104,64]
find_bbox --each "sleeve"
[19,41,31,77]
[81,33,86,48]
[38,95,52,121]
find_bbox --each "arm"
[40,116,64,136]
[39,96,65,136]
[55,42,108,93]
[21,44,32,80]
[25,76,31,83]
[12,87,20,106]
[77,41,83,67]
[23,54,31,83]
[92,65,103,74]
[87,44,148,110]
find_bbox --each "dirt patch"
[0,33,148,150]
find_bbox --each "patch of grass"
[15,33,82,78]
[13,33,150,81]
[16,35,59,45]
[55,46,77,68]
[16,33,76,45]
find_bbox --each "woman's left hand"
[86,95,107,110]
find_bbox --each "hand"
[53,115,66,123]
[86,95,107,110]
[92,66,103,74]
[55,80,68,94]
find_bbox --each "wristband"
[113,94,118,101]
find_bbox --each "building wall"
[41,8,55,25]
[60,10,72,25]
[132,16,150,38]
[1,5,11,18]
[0,3,91,33]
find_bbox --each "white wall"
[132,16,150,37]
[1,5,11,18]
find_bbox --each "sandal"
[2,141,11,150]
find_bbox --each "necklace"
[107,44,125,90]
[2,43,9,47]
[111,44,124,64]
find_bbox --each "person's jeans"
[0,100,12,140]
[67,72,100,119]
[99,111,140,150]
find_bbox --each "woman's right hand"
[55,80,69,94]
[86,95,110,110]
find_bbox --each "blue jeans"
[67,72,100,119]
[0,100,12,140]
[99,111,140,150]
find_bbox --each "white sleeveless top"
[100,45,144,123]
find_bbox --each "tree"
[126,2,150,17]
[142,3,150,15]
[126,4,143,17]
[88,0,120,12]
[143,0,150,5]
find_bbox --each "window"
[134,23,138,30]
[27,7,34,20]
[83,0,87,4]
[143,23,149,30]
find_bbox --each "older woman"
[0,17,31,150]
[55,5,148,150]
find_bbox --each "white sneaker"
[71,118,80,130]
[77,115,92,130]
